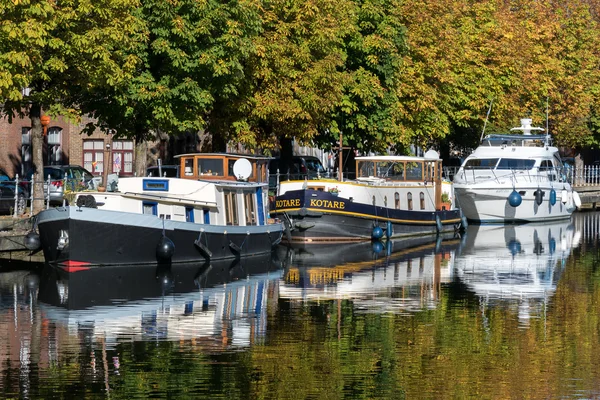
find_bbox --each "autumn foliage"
[1,0,600,155]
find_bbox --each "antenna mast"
[480,99,494,142]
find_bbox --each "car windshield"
[305,159,325,172]
[44,168,64,180]
[68,168,92,180]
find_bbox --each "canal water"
[1,212,600,399]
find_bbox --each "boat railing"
[455,167,566,185]
[569,164,600,186]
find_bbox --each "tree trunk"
[30,103,45,215]
[575,152,584,186]
[279,137,293,174]
[135,138,147,177]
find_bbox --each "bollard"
[30,174,34,206]
[63,174,67,207]
[13,174,19,218]
[47,174,51,210]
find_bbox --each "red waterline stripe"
[59,260,92,272]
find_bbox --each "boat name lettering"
[310,199,345,209]
[276,198,301,208]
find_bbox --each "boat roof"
[174,153,273,160]
[356,155,440,162]
[483,134,550,141]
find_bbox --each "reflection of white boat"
[37,254,283,349]
[454,220,580,323]
[278,236,462,313]
[453,118,580,222]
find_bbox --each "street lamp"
[104,143,111,186]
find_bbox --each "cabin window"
[424,162,436,182]
[497,159,535,170]
[224,190,238,225]
[372,195,376,206]
[407,192,413,210]
[358,161,376,178]
[384,196,387,207]
[405,162,423,181]
[203,209,210,224]
[184,159,194,176]
[420,192,425,210]
[143,201,157,216]
[464,158,499,169]
[539,160,552,171]
[377,161,405,180]
[394,192,400,209]
[185,207,194,222]
[197,158,224,176]
[244,191,257,225]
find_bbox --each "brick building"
[0,114,137,180]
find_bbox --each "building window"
[83,140,105,176]
[112,140,134,175]
[47,127,62,165]
[224,190,238,225]
[420,192,425,210]
[21,128,32,178]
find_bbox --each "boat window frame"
[243,190,257,226]
[142,201,158,216]
[223,189,238,226]
[463,158,499,169]
[496,158,536,170]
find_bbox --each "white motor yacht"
[453,118,581,223]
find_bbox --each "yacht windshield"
[463,158,499,169]
[496,159,535,170]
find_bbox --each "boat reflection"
[278,233,463,313]
[454,220,581,325]
[37,252,283,350]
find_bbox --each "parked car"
[41,165,100,205]
[146,165,180,178]
[268,156,327,191]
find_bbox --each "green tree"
[0,0,142,213]
[209,0,355,154]
[77,0,265,175]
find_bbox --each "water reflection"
[3,213,600,398]
[455,219,581,327]
[278,233,463,313]
[37,252,283,350]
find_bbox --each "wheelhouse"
[176,153,271,183]
[355,156,442,183]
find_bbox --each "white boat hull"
[455,183,577,223]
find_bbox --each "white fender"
[561,189,568,204]
[573,191,582,208]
